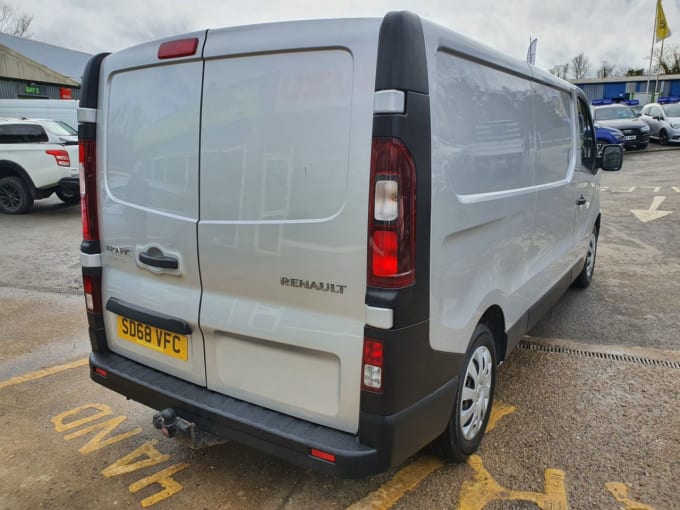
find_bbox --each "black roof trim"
[79,53,110,110]
[375,11,428,94]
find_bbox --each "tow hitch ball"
[152,408,179,438]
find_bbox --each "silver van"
[79,12,622,477]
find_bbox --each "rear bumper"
[58,176,79,194]
[89,351,457,478]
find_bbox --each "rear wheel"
[0,176,33,214]
[56,189,80,204]
[433,324,496,462]
[572,225,598,288]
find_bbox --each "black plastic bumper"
[89,351,457,478]
[58,176,79,194]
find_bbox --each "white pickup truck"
[0,118,79,214]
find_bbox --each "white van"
[0,99,78,130]
[79,12,622,477]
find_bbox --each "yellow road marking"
[605,482,655,510]
[129,463,190,508]
[0,357,88,389]
[458,455,568,510]
[102,440,170,478]
[486,401,517,433]
[346,456,444,510]
[345,400,518,510]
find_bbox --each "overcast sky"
[12,0,680,76]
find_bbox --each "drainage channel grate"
[517,341,680,369]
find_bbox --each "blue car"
[594,121,625,147]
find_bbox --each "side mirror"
[599,144,623,171]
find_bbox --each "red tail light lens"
[362,338,384,392]
[46,149,70,167]
[80,140,98,241]
[367,138,416,288]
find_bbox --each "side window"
[532,84,573,185]
[577,99,596,172]
[433,51,534,195]
[649,106,662,118]
[0,124,49,143]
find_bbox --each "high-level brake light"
[158,38,199,60]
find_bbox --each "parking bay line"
[0,357,88,389]
[346,402,517,510]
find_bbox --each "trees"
[571,53,590,79]
[549,63,570,80]
[596,61,615,79]
[0,2,33,37]
[655,44,680,74]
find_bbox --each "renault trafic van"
[79,12,622,477]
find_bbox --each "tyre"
[433,323,497,462]
[56,189,80,204]
[0,176,33,214]
[572,225,598,288]
[660,130,669,145]
[639,143,648,150]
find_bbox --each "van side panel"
[428,46,538,355]
[198,20,381,433]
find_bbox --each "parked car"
[594,122,625,147]
[79,12,623,477]
[639,101,680,145]
[0,118,79,214]
[591,104,650,149]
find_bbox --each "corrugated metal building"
[572,75,680,105]
[0,34,91,100]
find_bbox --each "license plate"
[117,316,188,361]
[624,135,636,140]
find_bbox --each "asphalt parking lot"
[1,145,679,510]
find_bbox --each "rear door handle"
[139,250,179,269]
[576,195,587,206]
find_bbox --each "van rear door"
[98,33,207,386]
[198,20,380,433]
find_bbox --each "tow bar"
[152,408,227,449]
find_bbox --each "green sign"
[24,85,41,95]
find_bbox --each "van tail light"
[46,149,70,167]
[83,273,103,314]
[80,140,98,241]
[362,338,384,392]
[367,138,416,288]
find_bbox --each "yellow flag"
[656,0,672,41]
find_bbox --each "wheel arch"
[478,305,507,363]
[0,161,36,194]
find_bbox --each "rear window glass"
[106,62,202,218]
[0,124,48,143]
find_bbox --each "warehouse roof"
[0,33,91,83]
